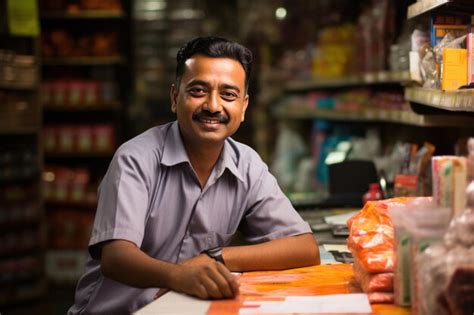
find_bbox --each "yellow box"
[441,48,467,91]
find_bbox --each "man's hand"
[170,254,239,300]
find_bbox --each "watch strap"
[205,247,225,265]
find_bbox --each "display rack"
[0,30,47,308]
[41,10,125,19]
[42,56,123,65]
[39,0,130,285]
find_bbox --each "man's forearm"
[101,240,239,299]
[222,233,320,272]
[101,240,179,289]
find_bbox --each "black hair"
[175,36,253,92]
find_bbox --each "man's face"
[170,54,249,147]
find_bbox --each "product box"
[441,48,467,91]
[467,33,474,84]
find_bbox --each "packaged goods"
[432,156,467,217]
[353,259,393,293]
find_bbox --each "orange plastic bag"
[368,292,395,304]
[353,258,394,292]
[347,198,412,273]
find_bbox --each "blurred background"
[1,0,474,313]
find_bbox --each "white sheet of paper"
[323,211,358,225]
[134,292,210,315]
[239,294,372,314]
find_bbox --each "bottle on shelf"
[363,183,383,204]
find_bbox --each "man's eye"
[189,88,206,96]
[221,92,238,100]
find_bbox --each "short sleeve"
[239,167,312,243]
[88,148,150,259]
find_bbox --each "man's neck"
[184,140,224,189]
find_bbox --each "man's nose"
[202,92,221,113]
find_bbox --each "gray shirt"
[68,121,311,314]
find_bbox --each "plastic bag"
[353,258,394,292]
[368,292,394,304]
[347,198,412,273]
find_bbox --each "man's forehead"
[183,55,244,72]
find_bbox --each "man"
[68,36,319,315]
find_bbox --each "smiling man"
[68,36,320,315]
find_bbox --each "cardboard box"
[441,48,467,91]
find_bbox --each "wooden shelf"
[285,71,411,92]
[43,102,121,111]
[407,0,474,19]
[405,87,474,112]
[42,56,123,66]
[45,200,97,209]
[274,105,474,127]
[44,150,115,158]
[0,126,40,135]
[41,10,125,19]
[0,81,37,90]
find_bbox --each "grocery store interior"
[1,0,474,314]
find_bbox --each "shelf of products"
[0,29,46,307]
[42,56,123,66]
[405,87,474,112]
[41,10,125,19]
[407,0,474,19]
[39,0,129,285]
[43,102,121,112]
[285,71,412,92]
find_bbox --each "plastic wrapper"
[414,207,474,315]
[353,258,393,293]
[444,208,474,247]
[367,292,394,304]
[347,198,414,273]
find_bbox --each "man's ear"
[170,84,178,113]
[241,94,249,122]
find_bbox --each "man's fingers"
[200,273,224,299]
[195,283,209,300]
[216,262,239,296]
[205,263,235,298]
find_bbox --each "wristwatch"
[205,247,225,265]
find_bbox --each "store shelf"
[285,71,412,92]
[43,102,121,111]
[405,87,474,112]
[0,126,40,135]
[42,56,123,66]
[274,105,474,127]
[0,81,37,90]
[41,10,125,19]
[44,150,115,158]
[407,0,474,19]
[45,200,96,209]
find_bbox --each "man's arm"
[222,233,320,272]
[100,240,239,299]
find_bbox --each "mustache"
[192,110,229,123]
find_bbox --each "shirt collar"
[161,121,244,183]
[161,121,189,167]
